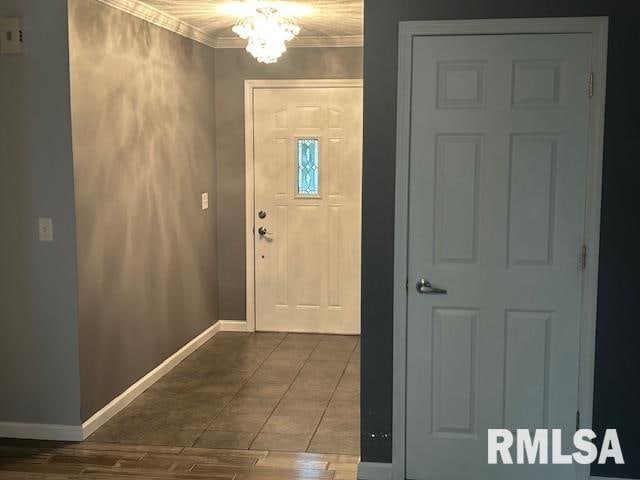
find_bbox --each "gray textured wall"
[362,2,640,478]
[0,0,82,426]
[68,0,219,421]
[213,47,363,320]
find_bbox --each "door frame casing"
[392,17,608,480]
[244,79,364,333]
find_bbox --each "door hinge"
[406,278,409,291]
[581,245,588,270]
[576,410,581,430]
[588,73,594,98]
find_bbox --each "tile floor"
[89,332,361,455]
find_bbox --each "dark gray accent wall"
[213,47,363,320]
[362,2,640,478]
[68,0,219,421]
[0,0,82,426]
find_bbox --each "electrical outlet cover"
[38,218,53,242]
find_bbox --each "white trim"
[244,80,257,334]
[81,320,222,438]
[95,0,362,50]
[392,21,413,480]
[0,322,221,441]
[0,422,83,442]
[590,477,632,480]
[95,0,217,48]
[83,319,250,438]
[577,20,609,480]
[215,35,364,49]
[357,462,392,480]
[244,79,364,334]
[0,319,253,442]
[218,319,250,332]
[393,17,608,480]
[400,17,609,35]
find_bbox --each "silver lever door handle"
[257,226,272,236]
[416,279,447,295]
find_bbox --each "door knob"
[416,278,447,295]
[258,226,271,236]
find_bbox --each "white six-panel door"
[253,86,362,334]
[406,34,592,479]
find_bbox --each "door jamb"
[393,17,608,480]
[244,79,364,333]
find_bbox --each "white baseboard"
[591,477,636,480]
[218,319,250,332]
[0,422,83,442]
[1,320,251,443]
[81,320,224,438]
[358,462,392,480]
[351,469,628,480]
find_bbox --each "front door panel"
[254,87,362,334]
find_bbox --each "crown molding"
[95,0,218,48]
[214,35,364,49]
[95,0,363,50]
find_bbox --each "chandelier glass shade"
[232,5,301,64]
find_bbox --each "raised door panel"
[437,61,486,109]
[291,205,323,309]
[432,308,479,438]
[512,60,562,108]
[507,134,558,267]
[434,134,481,265]
[503,310,552,429]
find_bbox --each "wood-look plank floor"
[0,439,359,479]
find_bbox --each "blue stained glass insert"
[297,139,319,195]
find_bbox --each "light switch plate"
[0,18,23,55]
[201,192,209,211]
[38,218,53,242]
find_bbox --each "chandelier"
[232,3,301,64]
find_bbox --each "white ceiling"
[140,0,363,40]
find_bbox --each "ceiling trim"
[95,0,363,50]
[95,0,218,49]
[214,35,364,48]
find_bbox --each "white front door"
[253,85,362,334]
[406,34,592,479]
